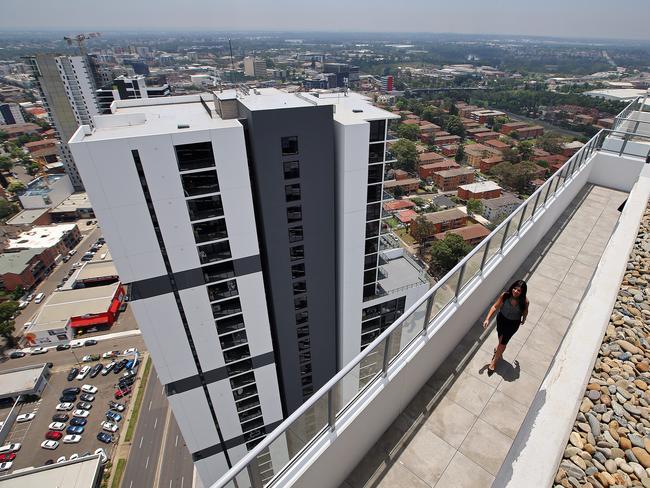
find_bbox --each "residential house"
[433,223,491,246]
[457,181,503,200]
[432,167,475,191]
[384,178,420,193]
[409,208,467,240]
[482,194,524,221]
[419,160,460,180]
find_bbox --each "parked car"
[62,387,80,396]
[48,422,66,431]
[96,432,112,444]
[108,402,125,412]
[0,462,12,472]
[44,459,55,465]
[45,362,54,368]
[123,347,138,355]
[0,453,15,463]
[69,340,84,348]
[84,339,97,346]
[81,384,98,395]
[102,351,119,359]
[25,294,34,302]
[89,363,103,378]
[72,410,89,418]
[56,344,70,351]
[51,414,69,423]
[34,292,45,304]
[9,351,25,359]
[101,362,115,376]
[56,456,66,463]
[16,413,35,423]
[101,421,118,433]
[81,354,100,362]
[68,249,77,256]
[94,447,108,464]
[76,366,91,380]
[76,402,92,411]
[113,359,129,374]
[119,376,136,388]
[45,431,62,441]
[125,359,138,370]
[114,385,131,399]
[70,417,87,427]
[67,368,79,381]
[63,435,81,444]
[0,444,20,454]
[69,453,79,460]
[59,395,76,404]
[65,426,84,435]
[80,394,95,403]
[55,403,74,411]
[41,440,59,450]
[30,347,48,355]
[105,411,122,423]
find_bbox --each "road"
[504,111,585,138]
[121,370,194,488]
[14,224,102,334]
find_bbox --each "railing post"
[454,262,466,299]
[423,292,435,333]
[479,237,491,273]
[327,389,335,431]
[499,219,511,253]
[247,458,264,488]
[530,191,542,218]
[381,333,393,376]
[516,202,528,234]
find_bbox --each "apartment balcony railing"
[213,102,650,488]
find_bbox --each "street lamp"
[70,349,82,369]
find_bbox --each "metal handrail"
[213,109,648,488]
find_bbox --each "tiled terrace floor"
[342,184,628,488]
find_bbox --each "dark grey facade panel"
[238,103,338,414]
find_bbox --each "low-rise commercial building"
[0,364,50,402]
[432,167,475,191]
[18,174,74,210]
[482,194,524,221]
[49,192,94,222]
[457,181,503,200]
[6,223,81,255]
[433,223,491,246]
[6,208,51,227]
[0,454,103,488]
[418,160,460,180]
[0,248,54,291]
[409,208,467,240]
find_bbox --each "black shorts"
[496,313,520,345]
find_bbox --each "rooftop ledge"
[211,103,650,488]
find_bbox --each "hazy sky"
[1,0,649,40]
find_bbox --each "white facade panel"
[131,294,198,385]
[334,120,370,367]
[237,273,275,356]
[167,387,220,453]
[179,286,226,372]
[206,380,243,441]
[254,363,284,425]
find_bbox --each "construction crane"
[63,32,101,56]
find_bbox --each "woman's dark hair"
[505,279,527,310]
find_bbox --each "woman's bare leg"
[490,336,507,370]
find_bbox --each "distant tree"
[0,199,17,219]
[517,140,534,161]
[392,186,405,199]
[491,161,538,192]
[510,130,520,140]
[27,162,40,176]
[397,123,420,141]
[537,133,563,154]
[501,147,521,164]
[455,145,465,164]
[0,156,13,172]
[0,301,18,345]
[448,103,459,116]
[395,98,408,111]
[7,181,26,194]
[445,116,466,138]
[390,139,419,173]
[429,233,471,274]
[411,197,427,208]
[0,131,7,142]
[411,215,436,258]
[466,199,484,216]
[10,287,24,301]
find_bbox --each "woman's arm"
[483,293,505,329]
[521,298,529,324]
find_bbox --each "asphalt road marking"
[181,476,184,488]
[129,480,133,488]
[169,479,173,488]
[145,456,149,469]
[154,417,158,429]
[175,435,178,447]
[148,400,152,411]
[139,436,143,449]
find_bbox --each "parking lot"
[1,353,139,473]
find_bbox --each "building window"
[287,206,302,224]
[369,120,386,142]
[216,314,245,335]
[369,143,384,164]
[293,280,307,295]
[202,261,235,284]
[281,136,298,156]
[363,269,377,285]
[296,310,308,325]
[365,221,380,238]
[212,297,242,319]
[291,263,305,279]
[285,184,301,202]
[289,245,304,262]
[367,164,383,185]
[220,330,248,350]
[364,253,378,270]
[294,296,307,310]
[283,160,300,180]
[181,171,220,197]
[366,203,382,221]
[197,241,232,265]
[192,219,228,243]
[367,183,382,203]
[207,280,239,302]
[186,195,224,221]
[364,238,379,255]
[288,226,304,243]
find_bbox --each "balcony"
[213,99,650,488]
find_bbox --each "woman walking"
[483,280,529,375]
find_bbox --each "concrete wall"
[271,150,596,488]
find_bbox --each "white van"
[68,249,77,256]
[34,293,45,304]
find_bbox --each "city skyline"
[0,0,649,41]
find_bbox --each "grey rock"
[588,414,602,437]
